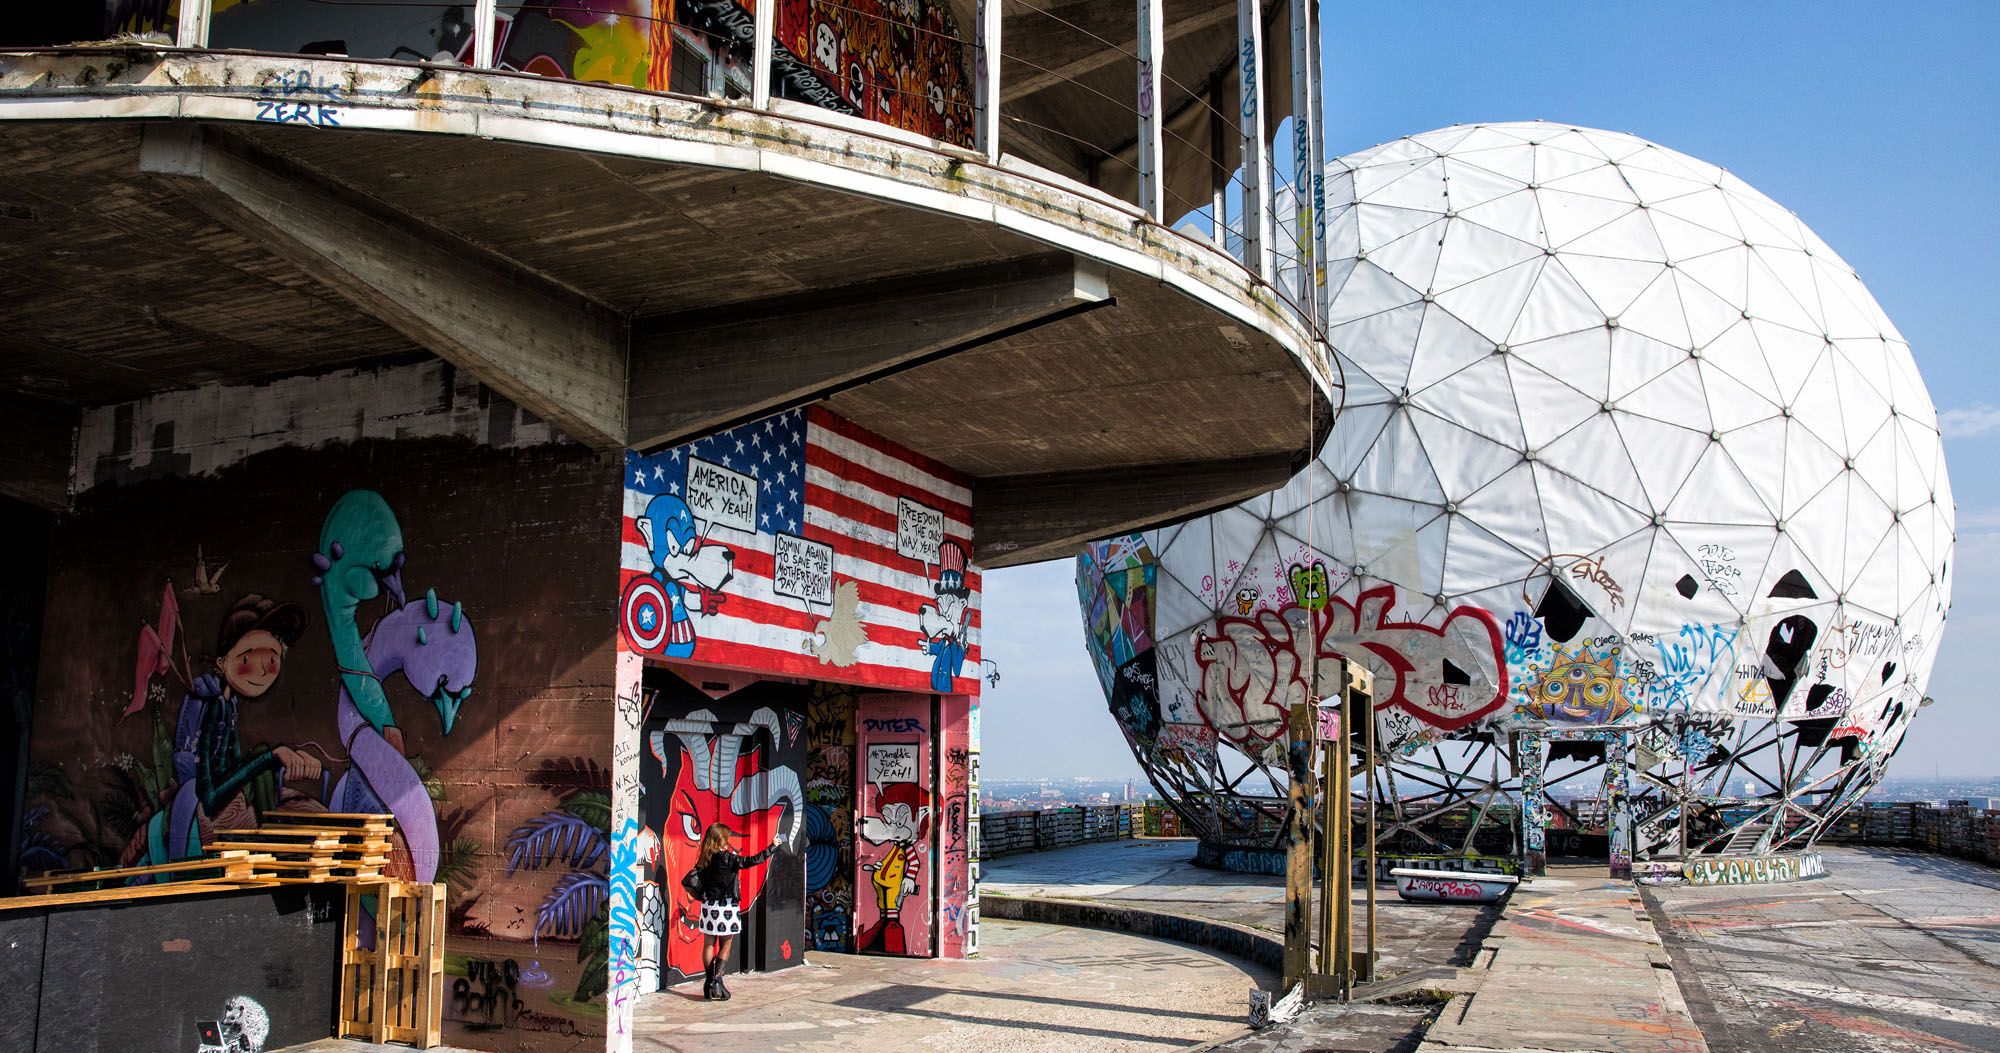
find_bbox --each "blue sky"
[980,1,2000,781]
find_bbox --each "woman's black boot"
[713,957,731,1000]
[702,958,721,1000]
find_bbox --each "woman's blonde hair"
[695,823,732,868]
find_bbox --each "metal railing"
[32,0,1332,337]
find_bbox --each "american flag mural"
[619,406,982,695]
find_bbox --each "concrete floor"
[1645,845,2000,1053]
[630,917,1273,1053]
[983,838,1498,978]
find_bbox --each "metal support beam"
[629,255,1110,450]
[1238,0,1273,279]
[0,391,75,512]
[175,0,211,48]
[976,0,1002,163]
[751,0,776,110]
[974,452,1297,568]
[139,125,630,449]
[1135,0,1166,221]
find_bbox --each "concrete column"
[976,0,1002,163]
[1304,0,1330,321]
[1237,0,1273,279]
[472,0,498,67]
[1608,734,1633,880]
[751,0,776,109]
[1287,0,1316,320]
[1520,730,1547,876]
[175,0,211,48]
[1135,0,1167,220]
[606,649,646,1053]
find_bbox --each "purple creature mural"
[328,588,477,883]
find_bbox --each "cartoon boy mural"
[917,541,970,692]
[148,594,320,866]
[856,780,929,955]
[631,494,735,659]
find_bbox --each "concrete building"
[0,2,1332,1051]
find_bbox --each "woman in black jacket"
[683,822,780,1000]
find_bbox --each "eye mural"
[1517,646,1642,725]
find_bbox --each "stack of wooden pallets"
[207,811,396,883]
[14,850,278,905]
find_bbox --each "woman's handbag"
[680,866,705,899]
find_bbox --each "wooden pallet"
[18,849,275,894]
[205,812,396,884]
[339,880,445,1049]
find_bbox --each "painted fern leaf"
[535,870,607,940]
[506,810,609,873]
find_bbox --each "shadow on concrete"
[828,982,1246,1029]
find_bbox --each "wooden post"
[1282,693,1317,990]
[975,0,1003,163]
[1136,0,1166,220]
[371,885,393,1043]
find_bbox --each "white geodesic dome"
[1082,123,1952,789]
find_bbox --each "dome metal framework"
[1080,122,1953,876]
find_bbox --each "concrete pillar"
[175,0,211,47]
[472,0,497,67]
[1237,0,1273,279]
[976,0,1002,163]
[1608,734,1633,880]
[1520,730,1547,876]
[751,0,776,109]
[1136,0,1166,220]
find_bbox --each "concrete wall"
[1824,801,2000,863]
[0,886,345,1053]
[980,805,1139,858]
[20,361,622,1052]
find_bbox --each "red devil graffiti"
[649,708,802,982]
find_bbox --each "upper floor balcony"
[0,1,1338,565]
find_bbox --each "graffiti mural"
[854,695,932,956]
[642,674,806,985]
[938,696,972,958]
[1516,645,1641,725]
[21,427,621,1050]
[803,683,858,952]
[619,407,982,697]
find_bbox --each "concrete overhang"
[0,49,1336,567]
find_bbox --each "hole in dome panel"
[1534,575,1592,643]
[1768,568,1817,599]
[1761,613,1818,707]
